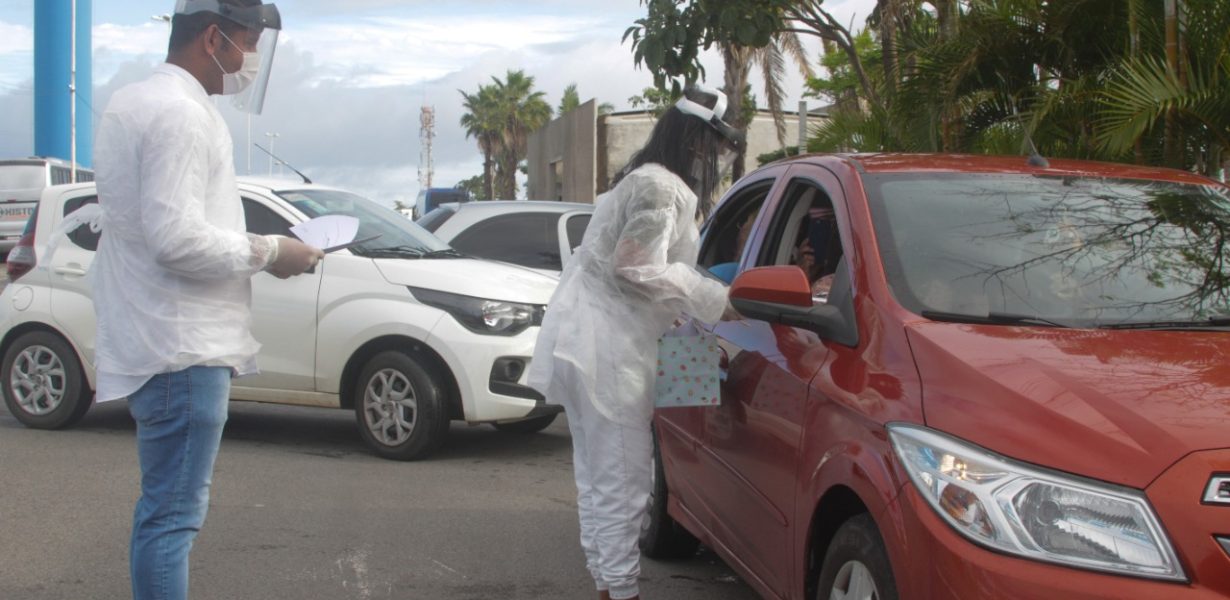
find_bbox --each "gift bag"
[655,320,722,408]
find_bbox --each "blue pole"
[34,0,92,168]
[76,0,93,169]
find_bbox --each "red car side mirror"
[730,266,812,308]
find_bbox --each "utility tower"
[418,105,436,190]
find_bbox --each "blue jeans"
[127,366,231,600]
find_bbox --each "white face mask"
[210,29,260,95]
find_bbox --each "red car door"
[697,167,847,596]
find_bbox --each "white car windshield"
[276,188,453,257]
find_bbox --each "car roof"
[237,176,351,195]
[770,153,1224,187]
[443,200,594,214]
[0,157,84,167]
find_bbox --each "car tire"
[491,413,557,433]
[815,513,898,600]
[1,330,92,429]
[353,350,450,460]
[639,426,700,559]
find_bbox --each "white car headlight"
[888,424,1185,581]
[409,287,544,336]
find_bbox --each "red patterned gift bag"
[654,320,722,408]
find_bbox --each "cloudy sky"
[0,0,876,207]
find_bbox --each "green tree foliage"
[459,70,553,200]
[459,85,502,201]
[559,83,617,116]
[454,174,490,201]
[628,86,680,117]
[559,83,581,115]
[1097,0,1230,175]
[631,0,1230,178]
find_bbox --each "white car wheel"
[362,368,418,446]
[353,350,450,460]
[1,330,91,429]
[816,514,898,600]
[829,561,880,600]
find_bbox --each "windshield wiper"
[921,310,1073,328]
[361,245,427,259]
[421,248,467,259]
[1098,314,1230,330]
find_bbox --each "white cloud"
[0,0,880,204]
[0,21,31,54]
[284,13,609,88]
[93,22,168,57]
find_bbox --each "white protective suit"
[91,63,279,402]
[528,162,727,426]
[526,162,727,599]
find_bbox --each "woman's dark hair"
[168,0,259,53]
[613,87,734,219]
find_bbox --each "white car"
[420,200,594,274]
[0,179,561,460]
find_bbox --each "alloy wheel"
[361,368,418,446]
[829,560,880,600]
[10,345,67,416]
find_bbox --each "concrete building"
[527,99,827,203]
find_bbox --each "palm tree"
[559,83,581,115]
[559,83,617,116]
[459,85,502,201]
[1098,0,1230,176]
[489,70,553,199]
[721,30,814,179]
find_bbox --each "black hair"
[614,87,734,219]
[168,0,260,53]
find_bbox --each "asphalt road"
[0,400,758,600]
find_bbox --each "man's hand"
[268,237,324,279]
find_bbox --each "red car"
[641,154,1230,599]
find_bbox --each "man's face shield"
[229,27,278,114]
[175,0,281,115]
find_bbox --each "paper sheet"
[290,215,360,250]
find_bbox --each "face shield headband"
[674,85,747,154]
[175,1,280,114]
[174,0,282,30]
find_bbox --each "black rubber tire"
[353,350,450,460]
[1,330,92,429]
[491,413,558,433]
[815,513,899,600]
[639,426,700,559]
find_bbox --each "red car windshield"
[864,173,1230,328]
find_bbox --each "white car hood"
[372,258,556,305]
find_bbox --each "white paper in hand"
[290,215,360,250]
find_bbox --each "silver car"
[420,200,594,274]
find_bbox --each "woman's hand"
[721,299,742,321]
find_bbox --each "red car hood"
[906,322,1230,488]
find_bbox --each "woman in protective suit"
[527,84,744,600]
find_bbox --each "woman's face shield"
[675,86,746,179]
[175,0,281,115]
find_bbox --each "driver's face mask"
[210,28,260,95]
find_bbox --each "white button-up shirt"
[91,63,277,401]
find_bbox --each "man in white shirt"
[91,2,321,598]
